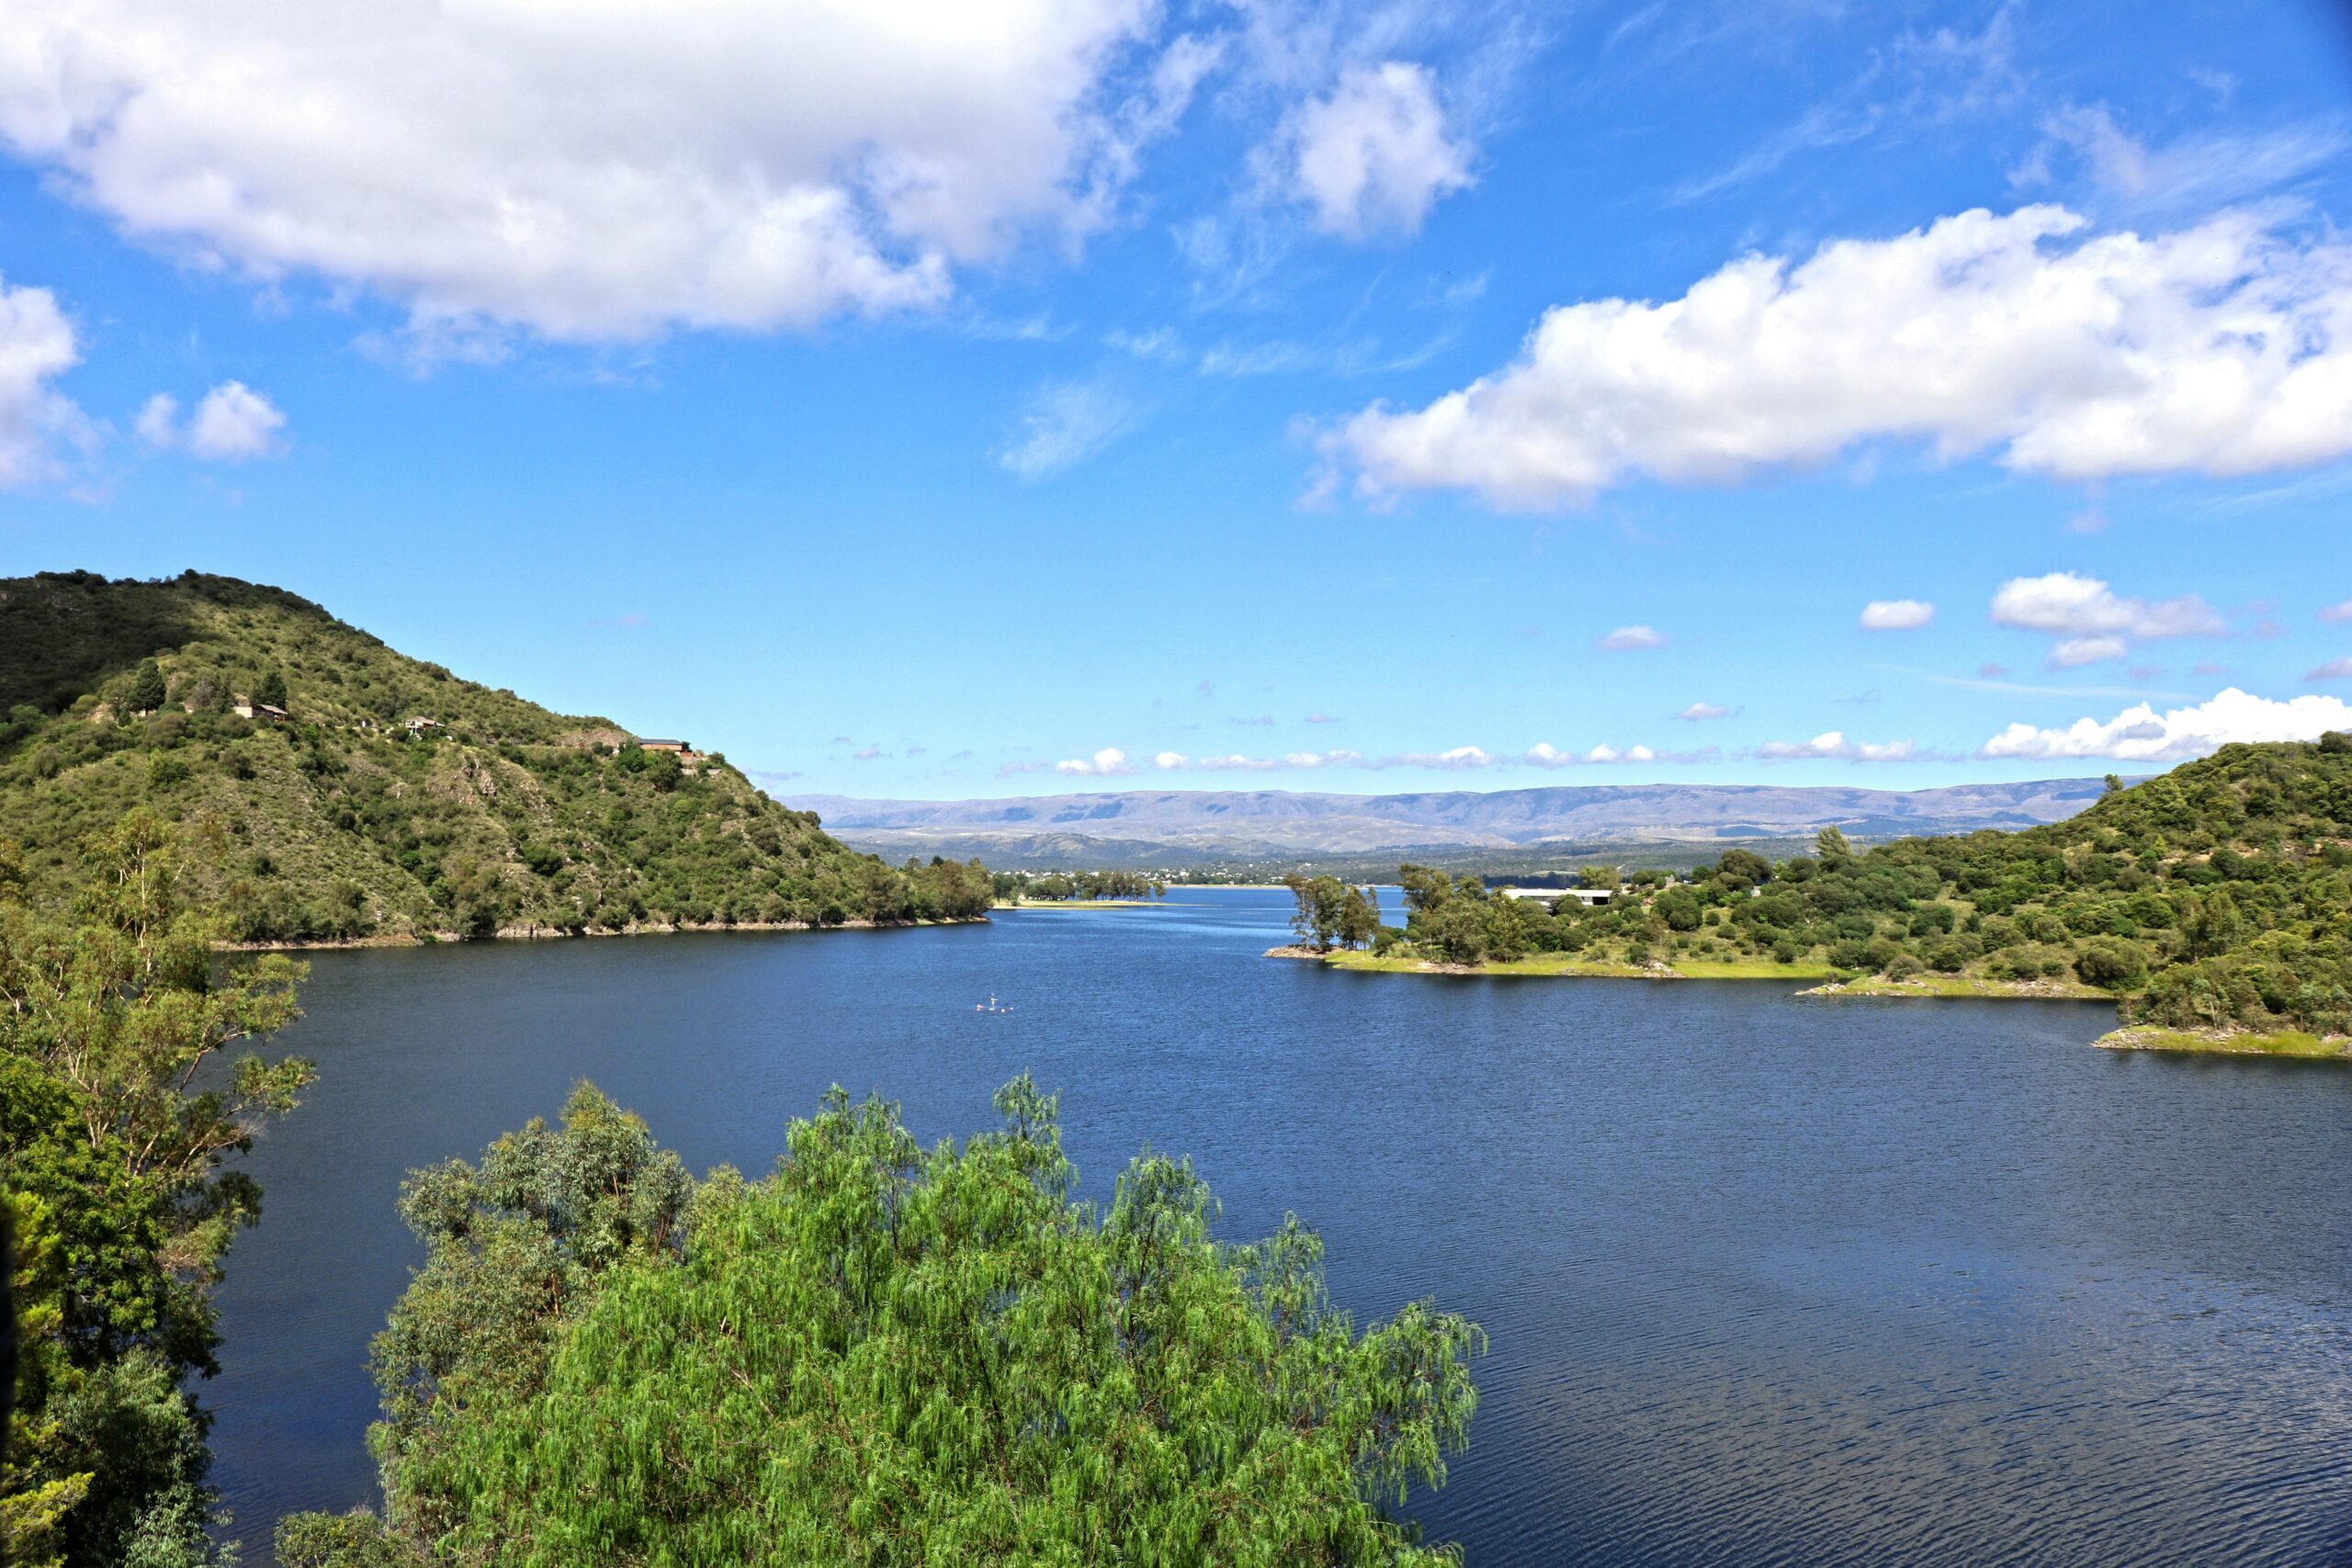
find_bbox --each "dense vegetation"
[1379,738,2352,1037]
[0,571,991,942]
[279,1080,1483,1566]
[1,813,313,1566]
[996,869,1169,902]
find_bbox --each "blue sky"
[2,0,2349,799]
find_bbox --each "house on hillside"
[636,738,698,761]
[406,716,442,733]
[233,701,289,723]
[1505,886,1615,908]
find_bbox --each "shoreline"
[219,914,990,953]
[2094,1025,2349,1060]
[1279,945,2119,1001]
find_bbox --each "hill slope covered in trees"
[1332,737,2352,1043]
[0,570,989,940]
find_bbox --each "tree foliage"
[1,812,314,1567]
[1381,738,2352,1035]
[285,1079,1483,1566]
[0,572,993,942]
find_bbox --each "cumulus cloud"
[1055,747,1136,777]
[1990,571,2223,639]
[1981,687,2352,760]
[2321,600,2352,625]
[139,381,288,459]
[1284,62,1472,239]
[0,275,84,487]
[2307,659,2352,682]
[998,378,1139,479]
[1860,598,1934,630]
[1756,731,1918,762]
[1597,625,1666,650]
[1329,205,2352,508]
[0,1,1174,342]
[1675,702,1731,721]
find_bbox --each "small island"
[1268,736,2352,1062]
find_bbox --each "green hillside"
[0,570,990,940]
[1357,737,2352,1040]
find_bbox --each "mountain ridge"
[791,778,2124,863]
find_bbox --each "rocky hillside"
[0,570,990,940]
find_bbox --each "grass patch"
[1668,958,1839,980]
[2096,1026,2349,1059]
[1807,974,2109,1000]
[1316,950,1831,980]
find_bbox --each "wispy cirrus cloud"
[998,377,1141,479]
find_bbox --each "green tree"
[288,1079,1482,1566]
[254,669,288,709]
[1815,825,1853,863]
[1,812,313,1566]
[127,660,167,716]
[1339,885,1381,951]
[366,1084,691,1545]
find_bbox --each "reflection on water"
[209,891,2352,1564]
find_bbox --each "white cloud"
[0,275,84,487]
[1329,206,2352,509]
[2047,634,2130,668]
[998,378,1138,479]
[1990,571,2224,640]
[1981,687,2352,761]
[1054,747,1136,777]
[1391,746,1495,770]
[1755,731,1917,762]
[1675,702,1731,721]
[2307,659,2352,682]
[1859,598,1934,630]
[0,0,1171,342]
[2024,103,2349,219]
[136,380,288,459]
[1524,741,1719,767]
[2320,600,2352,625]
[1150,749,1364,772]
[1598,625,1666,650]
[1285,62,1472,239]
[187,381,287,459]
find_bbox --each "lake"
[208,888,2352,1564]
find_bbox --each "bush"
[2074,940,2150,991]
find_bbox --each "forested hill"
[1368,735,2352,1039]
[0,570,990,940]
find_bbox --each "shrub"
[2074,940,2150,991]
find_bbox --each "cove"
[207,889,2352,1564]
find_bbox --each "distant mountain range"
[787,779,2123,870]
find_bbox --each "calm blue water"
[207,890,2352,1564]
